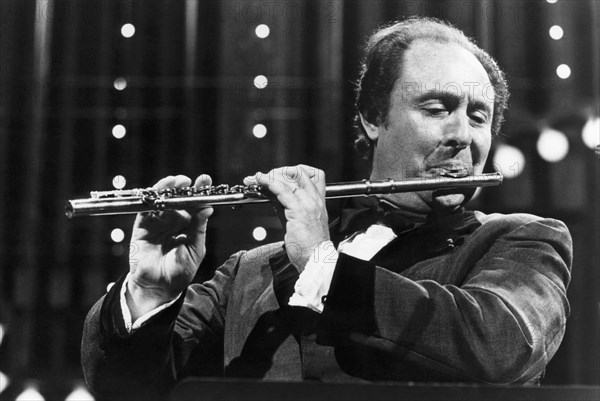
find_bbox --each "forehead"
[398,40,493,102]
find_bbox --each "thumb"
[184,206,213,247]
[183,173,214,249]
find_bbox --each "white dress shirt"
[120,224,397,332]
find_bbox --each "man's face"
[363,40,494,214]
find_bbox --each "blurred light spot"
[253,75,268,89]
[112,175,126,189]
[556,64,571,79]
[16,387,45,401]
[470,186,482,200]
[493,144,526,179]
[111,228,125,243]
[113,77,127,90]
[581,116,600,149]
[121,23,135,38]
[0,323,4,346]
[114,107,128,119]
[537,128,569,162]
[65,385,95,401]
[0,371,8,394]
[255,24,270,38]
[549,25,563,40]
[546,0,558,3]
[112,124,126,139]
[252,226,267,241]
[106,282,115,292]
[111,244,125,257]
[252,124,267,138]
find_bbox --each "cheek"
[472,132,492,171]
[408,116,445,158]
[382,131,427,172]
[388,112,437,152]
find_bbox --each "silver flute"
[65,172,503,218]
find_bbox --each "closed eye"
[421,101,451,117]
[468,110,490,125]
[425,107,448,116]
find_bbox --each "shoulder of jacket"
[472,211,570,236]
[474,211,541,225]
[238,241,285,265]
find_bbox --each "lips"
[426,163,471,178]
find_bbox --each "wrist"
[291,239,332,273]
[126,279,179,321]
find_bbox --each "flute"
[65,172,503,218]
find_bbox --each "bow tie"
[330,197,481,250]
[334,197,423,237]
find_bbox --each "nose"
[442,112,471,149]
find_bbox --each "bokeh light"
[113,77,127,90]
[112,175,126,189]
[581,116,600,149]
[493,143,526,179]
[549,25,564,40]
[556,64,571,79]
[255,24,270,38]
[16,386,45,401]
[121,23,135,38]
[252,226,267,241]
[252,124,267,138]
[112,124,126,139]
[65,384,95,401]
[0,371,8,394]
[537,128,569,162]
[110,228,125,243]
[253,75,268,89]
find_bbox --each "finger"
[173,174,192,188]
[181,174,214,252]
[300,164,326,197]
[243,175,257,186]
[141,174,193,230]
[151,174,191,190]
[183,205,213,247]
[138,175,176,223]
[194,173,212,188]
[275,165,326,205]
[252,169,301,208]
[182,174,214,217]
[292,165,322,200]
[152,175,176,190]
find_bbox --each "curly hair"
[354,17,509,162]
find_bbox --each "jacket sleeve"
[81,251,244,399]
[318,217,572,384]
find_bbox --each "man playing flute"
[81,17,571,399]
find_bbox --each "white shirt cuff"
[288,240,339,313]
[338,224,396,261]
[119,273,181,333]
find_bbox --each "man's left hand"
[244,165,330,272]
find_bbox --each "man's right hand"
[126,174,214,321]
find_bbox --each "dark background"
[0,0,598,399]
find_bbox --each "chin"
[431,193,465,211]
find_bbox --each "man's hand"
[244,165,329,271]
[127,174,214,320]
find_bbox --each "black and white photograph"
[0,1,598,400]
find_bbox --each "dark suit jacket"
[81,211,572,399]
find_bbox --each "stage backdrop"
[0,0,598,398]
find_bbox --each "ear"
[359,113,380,141]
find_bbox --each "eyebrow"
[414,89,493,115]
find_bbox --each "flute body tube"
[65,172,503,218]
